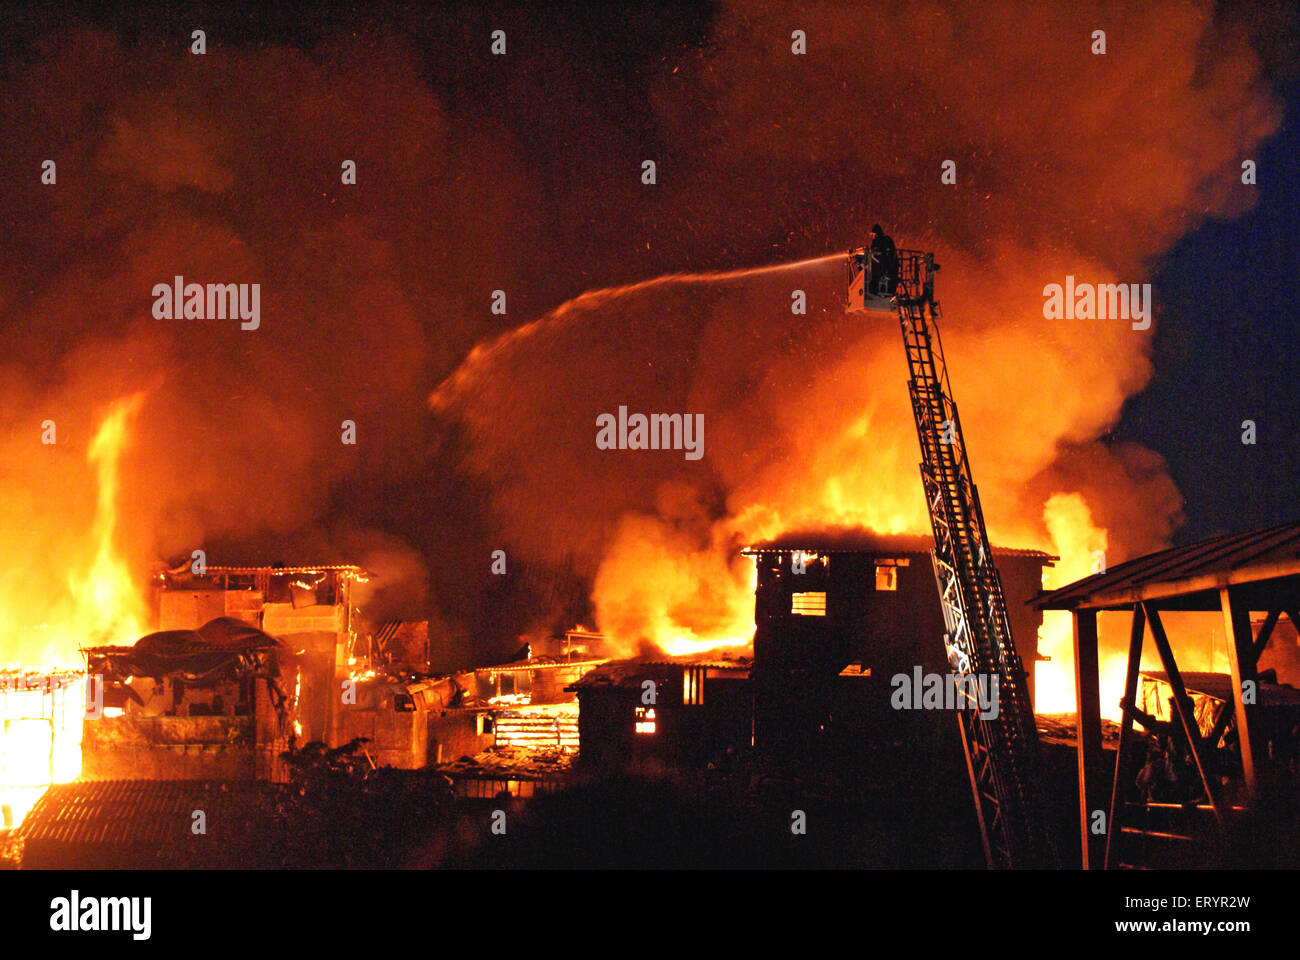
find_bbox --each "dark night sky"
[1117,74,1300,543]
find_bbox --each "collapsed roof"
[82,616,281,686]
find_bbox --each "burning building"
[428,651,609,796]
[743,530,1054,765]
[0,671,85,830]
[564,530,1052,774]
[0,0,1289,878]
[332,638,607,790]
[81,564,368,782]
[569,658,752,769]
[471,656,605,749]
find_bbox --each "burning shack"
[0,671,84,830]
[743,530,1053,765]
[81,564,367,781]
[333,648,608,778]
[569,658,752,769]
[334,670,501,769]
[470,656,605,749]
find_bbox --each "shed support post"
[1073,609,1104,869]
[1104,603,1145,869]
[1220,587,1259,801]
[1145,605,1225,826]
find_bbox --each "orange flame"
[76,393,149,649]
[593,478,1124,721]
[1036,493,1126,718]
[1,395,149,829]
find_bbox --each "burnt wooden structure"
[743,530,1053,766]
[1036,521,1300,869]
[83,564,368,781]
[568,659,751,768]
[475,656,607,705]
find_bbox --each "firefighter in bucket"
[846,224,900,313]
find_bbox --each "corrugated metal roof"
[742,527,1053,560]
[203,564,367,575]
[16,779,275,847]
[1034,521,1300,611]
[569,656,751,690]
[478,657,609,674]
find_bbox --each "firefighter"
[868,224,899,296]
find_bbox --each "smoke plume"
[431,1,1280,665]
[0,4,1284,678]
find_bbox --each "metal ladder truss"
[892,250,1057,868]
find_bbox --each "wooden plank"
[1250,609,1280,663]
[1073,609,1105,869]
[1144,604,1225,827]
[1105,604,1145,870]
[1203,701,1234,752]
[1220,587,1258,799]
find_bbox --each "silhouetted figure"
[1136,737,1173,802]
[868,224,899,296]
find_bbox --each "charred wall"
[573,664,751,770]
[749,548,1048,764]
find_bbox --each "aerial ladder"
[847,238,1058,868]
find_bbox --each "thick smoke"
[432,1,1280,657]
[0,5,1284,670]
[0,33,487,662]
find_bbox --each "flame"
[0,395,149,829]
[591,513,758,658]
[594,469,1124,722]
[76,394,149,648]
[0,672,84,830]
[573,272,1129,665]
[1035,493,1130,718]
[430,243,1184,675]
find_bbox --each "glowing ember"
[486,693,532,706]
